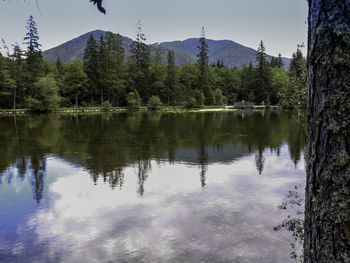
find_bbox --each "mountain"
[43,30,290,69]
[42,30,133,63]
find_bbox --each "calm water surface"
[0,110,306,263]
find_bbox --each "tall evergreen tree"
[254,40,271,103]
[240,62,255,101]
[166,50,176,105]
[149,45,166,103]
[97,35,108,105]
[197,26,213,105]
[83,34,99,104]
[130,21,151,103]
[276,53,284,69]
[0,53,14,108]
[104,32,125,106]
[63,60,88,107]
[8,44,24,109]
[289,45,306,78]
[23,15,42,97]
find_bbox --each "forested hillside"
[0,17,306,112]
[42,30,290,69]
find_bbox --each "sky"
[0,0,308,57]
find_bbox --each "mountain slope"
[43,30,290,68]
[43,30,133,63]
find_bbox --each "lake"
[0,110,306,263]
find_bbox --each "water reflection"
[0,110,306,202]
[0,110,306,262]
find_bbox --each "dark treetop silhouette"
[90,0,105,14]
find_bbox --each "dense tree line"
[0,17,307,112]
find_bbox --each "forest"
[0,16,307,112]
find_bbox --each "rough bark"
[305,0,350,262]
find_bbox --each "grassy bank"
[0,105,283,115]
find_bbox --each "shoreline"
[0,105,284,115]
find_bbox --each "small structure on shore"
[233,101,254,109]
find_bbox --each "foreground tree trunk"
[305,0,350,262]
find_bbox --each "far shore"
[0,105,285,115]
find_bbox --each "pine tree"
[23,15,43,97]
[63,60,88,107]
[276,53,284,69]
[130,21,151,103]
[8,44,24,109]
[104,32,125,106]
[166,50,176,105]
[289,45,306,78]
[197,26,213,105]
[0,53,14,108]
[83,34,99,104]
[255,40,271,103]
[149,45,166,103]
[97,35,108,105]
[240,62,255,101]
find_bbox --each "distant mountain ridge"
[43,30,290,69]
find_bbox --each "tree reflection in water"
[0,110,306,203]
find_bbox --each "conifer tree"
[23,15,43,97]
[149,45,166,103]
[240,62,255,101]
[97,35,108,105]
[130,21,151,103]
[166,50,176,105]
[8,44,24,109]
[104,32,125,106]
[276,53,284,69]
[83,34,99,104]
[63,60,88,107]
[197,26,213,105]
[255,40,271,103]
[0,53,14,108]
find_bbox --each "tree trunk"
[13,86,17,110]
[305,1,350,262]
[75,94,78,108]
[101,88,104,105]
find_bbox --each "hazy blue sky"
[0,0,308,57]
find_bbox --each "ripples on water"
[0,110,306,263]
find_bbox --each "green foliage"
[193,89,204,107]
[101,100,112,111]
[254,40,272,104]
[166,50,176,105]
[197,27,213,105]
[83,34,99,103]
[0,19,308,111]
[27,76,59,112]
[0,54,15,108]
[278,47,307,108]
[214,88,223,106]
[24,15,43,94]
[147,95,162,110]
[248,91,255,102]
[62,60,88,107]
[127,90,141,109]
[130,21,151,103]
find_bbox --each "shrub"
[27,76,60,112]
[147,96,162,110]
[127,90,141,109]
[102,100,112,111]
